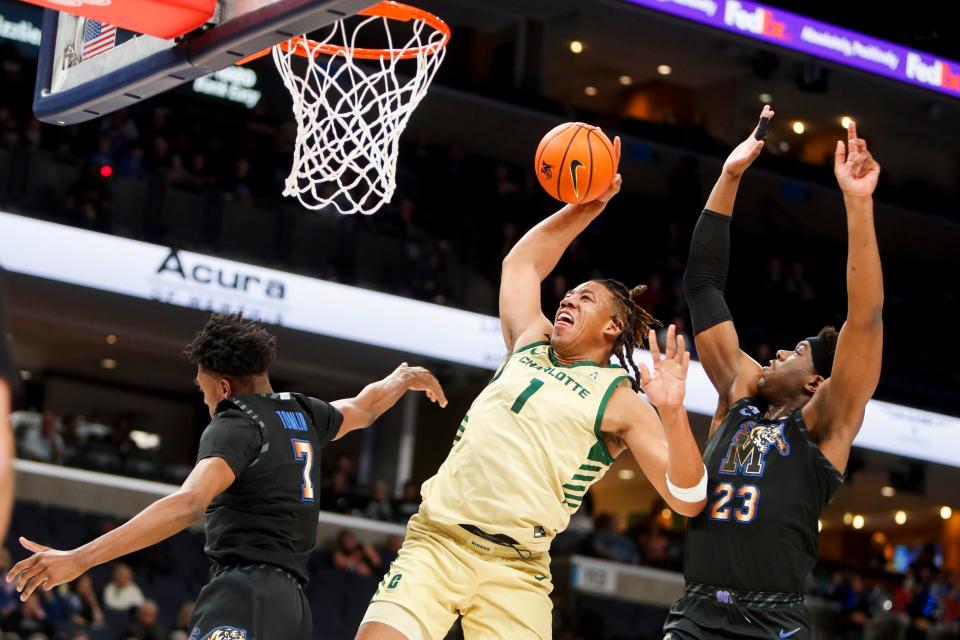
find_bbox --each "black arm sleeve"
[681,210,734,335]
[196,410,262,478]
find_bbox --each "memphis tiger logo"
[190,627,247,640]
[719,421,790,477]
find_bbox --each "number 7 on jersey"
[291,439,315,502]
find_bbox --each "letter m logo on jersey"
[719,422,790,477]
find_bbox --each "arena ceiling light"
[569,40,584,54]
[881,486,895,497]
[894,510,907,525]
[619,75,633,86]
[792,120,806,134]
[584,85,598,96]
[106,334,118,345]
[852,515,865,529]
[657,64,672,75]
[617,469,635,480]
[100,358,118,370]
[841,116,855,128]
[758,92,773,103]
[942,506,953,520]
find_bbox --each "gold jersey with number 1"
[419,340,632,553]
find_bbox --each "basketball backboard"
[31,0,379,125]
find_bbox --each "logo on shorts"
[190,626,247,640]
[779,629,801,639]
[533,526,546,538]
[387,574,402,589]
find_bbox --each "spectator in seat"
[18,411,64,465]
[392,480,420,524]
[363,480,394,522]
[586,513,637,565]
[102,563,144,612]
[320,470,355,514]
[332,530,381,577]
[125,600,166,640]
[172,601,194,634]
[3,593,54,638]
[66,574,104,630]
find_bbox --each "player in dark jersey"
[0,265,17,543]
[663,107,884,640]
[6,313,447,640]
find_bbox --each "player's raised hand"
[579,136,622,210]
[723,105,775,178]
[5,536,87,601]
[835,121,880,198]
[639,325,690,409]
[395,363,448,408]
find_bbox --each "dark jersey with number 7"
[683,397,844,594]
[197,392,343,584]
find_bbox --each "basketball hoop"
[240,1,449,215]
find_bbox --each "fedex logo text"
[723,0,788,40]
[905,53,960,94]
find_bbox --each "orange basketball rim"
[237,1,451,65]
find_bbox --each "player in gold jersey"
[358,147,708,640]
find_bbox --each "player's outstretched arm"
[331,363,447,440]
[602,326,706,517]
[0,267,16,543]
[804,123,883,473]
[5,456,236,601]
[682,106,772,424]
[499,139,622,351]
[0,380,13,544]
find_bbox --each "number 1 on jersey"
[511,378,545,414]
[291,439,314,503]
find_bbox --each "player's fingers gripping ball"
[535,122,618,204]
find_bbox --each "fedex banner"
[1,212,958,466]
[627,0,960,99]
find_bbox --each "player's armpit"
[803,318,882,473]
[690,322,761,407]
[330,397,375,439]
[602,390,706,517]
[179,457,237,516]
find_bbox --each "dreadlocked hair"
[596,279,663,390]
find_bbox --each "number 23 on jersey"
[708,482,759,523]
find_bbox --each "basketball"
[535,122,618,205]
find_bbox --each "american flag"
[81,19,117,61]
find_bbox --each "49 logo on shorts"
[190,626,247,640]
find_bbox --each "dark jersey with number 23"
[684,397,844,594]
[196,392,343,584]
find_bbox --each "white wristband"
[666,464,708,502]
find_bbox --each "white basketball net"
[272,11,447,215]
